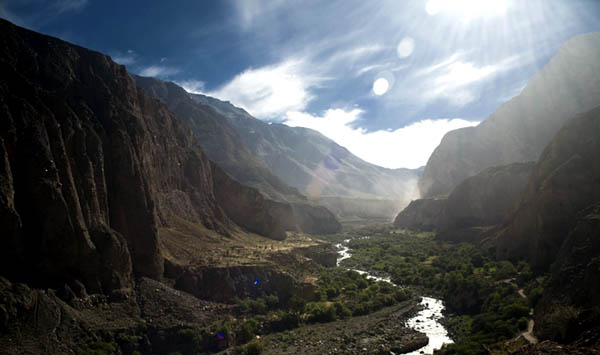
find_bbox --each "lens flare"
[372,78,389,95]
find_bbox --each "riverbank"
[258,300,427,354]
[335,237,453,354]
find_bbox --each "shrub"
[246,340,264,355]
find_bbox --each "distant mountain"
[495,104,600,271]
[133,76,341,234]
[191,93,422,220]
[419,33,600,198]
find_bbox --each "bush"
[246,340,263,355]
[306,302,336,323]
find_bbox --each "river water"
[335,239,453,354]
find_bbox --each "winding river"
[335,239,453,354]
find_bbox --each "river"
[335,239,453,354]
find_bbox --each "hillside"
[419,33,600,198]
[0,19,339,353]
[495,104,600,271]
[133,76,341,234]
[191,93,422,220]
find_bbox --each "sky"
[2,0,599,169]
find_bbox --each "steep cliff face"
[495,105,600,270]
[533,204,600,343]
[0,19,303,294]
[393,198,446,231]
[436,162,535,242]
[419,33,600,198]
[394,162,534,242]
[133,76,341,234]
[191,93,422,220]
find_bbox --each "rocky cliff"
[419,33,600,198]
[495,105,600,270]
[533,204,600,344]
[0,18,311,293]
[393,162,534,239]
[393,198,446,231]
[133,76,341,234]
[0,19,342,354]
[436,161,535,242]
[191,93,422,220]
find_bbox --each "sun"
[426,0,510,19]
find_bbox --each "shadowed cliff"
[419,33,600,198]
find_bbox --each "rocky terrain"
[436,161,535,242]
[0,19,340,354]
[533,204,600,344]
[191,93,422,220]
[495,105,600,271]
[393,197,446,231]
[419,33,600,198]
[244,301,426,355]
[133,76,340,235]
[394,162,534,242]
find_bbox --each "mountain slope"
[0,18,305,292]
[132,76,341,234]
[191,93,422,219]
[494,104,600,270]
[419,33,600,198]
[393,161,534,241]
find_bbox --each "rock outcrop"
[436,161,535,242]
[133,76,341,234]
[393,162,534,239]
[495,105,600,270]
[419,33,600,198]
[0,18,311,294]
[533,204,600,343]
[393,198,446,231]
[191,93,422,220]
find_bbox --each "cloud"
[112,50,136,66]
[176,80,205,94]
[232,0,286,30]
[208,59,322,119]
[412,52,521,106]
[50,0,88,15]
[284,108,479,169]
[138,65,180,78]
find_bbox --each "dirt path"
[517,288,538,344]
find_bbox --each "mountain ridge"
[419,32,600,198]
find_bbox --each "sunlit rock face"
[191,93,422,220]
[133,76,341,234]
[436,161,535,242]
[419,33,600,198]
[495,105,600,271]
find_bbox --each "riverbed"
[335,239,453,354]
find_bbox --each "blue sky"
[2,0,599,168]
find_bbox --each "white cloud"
[414,53,521,106]
[113,50,136,66]
[177,80,205,94]
[208,59,322,119]
[139,65,180,78]
[284,108,479,169]
[233,0,286,30]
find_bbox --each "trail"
[517,288,538,344]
